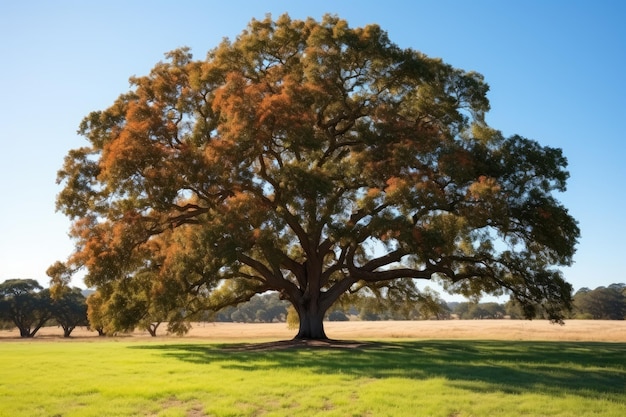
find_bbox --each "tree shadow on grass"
[131,340,626,400]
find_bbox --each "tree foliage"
[83,270,197,336]
[85,291,107,336]
[50,287,89,337]
[573,285,626,320]
[453,301,506,319]
[53,14,579,339]
[0,279,52,337]
[214,292,289,323]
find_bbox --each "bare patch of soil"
[155,397,207,417]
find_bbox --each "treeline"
[1,279,625,338]
[571,284,626,319]
[214,284,626,323]
[0,279,87,337]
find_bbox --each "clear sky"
[0,1,624,296]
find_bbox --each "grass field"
[1,321,625,416]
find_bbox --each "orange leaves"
[380,229,401,242]
[65,210,159,288]
[99,102,168,184]
[438,148,476,182]
[384,176,406,194]
[384,176,411,204]
[212,72,250,135]
[224,190,254,214]
[212,67,317,155]
[93,53,198,192]
[366,187,381,199]
[260,76,316,130]
[222,191,271,233]
[468,175,501,200]
[462,175,509,230]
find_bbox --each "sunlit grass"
[0,339,624,416]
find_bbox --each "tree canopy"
[52,14,579,339]
[0,279,52,337]
[573,284,626,320]
[50,286,89,337]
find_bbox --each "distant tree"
[474,302,506,319]
[254,309,268,322]
[0,279,52,337]
[327,310,349,321]
[219,293,289,323]
[361,281,444,320]
[230,310,245,323]
[574,286,626,320]
[0,317,13,330]
[416,288,451,320]
[504,297,557,319]
[256,293,289,322]
[453,302,471,319]
[608,283,626,296]
[504,299,524,319]
[453,301,504,319]
[358,297,382,321]
[53,14,579,340]
[360,310,381,321]
[50,287,89,337]
[213,305,236,322]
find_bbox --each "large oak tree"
[53,14,579,339]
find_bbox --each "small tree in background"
[327,310,349,321]
[50,287,89,337]
[0,279,52,337]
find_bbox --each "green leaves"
[54,14,580,335]
[0,279,52,337]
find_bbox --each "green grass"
[0,339,624,416]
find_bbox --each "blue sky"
[0,1,624,297]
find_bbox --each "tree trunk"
[63,326,74,337]
[147,322,160,337]
[290,259,334,340]
[294,303,328,340]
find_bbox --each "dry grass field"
[3,319,625,342]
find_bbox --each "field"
[4,319,626,342]
[1,321,625,417]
